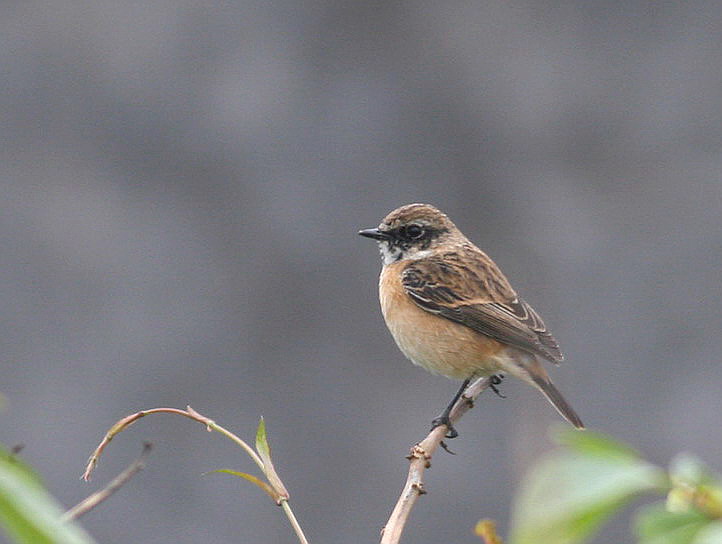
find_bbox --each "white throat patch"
[379,242,402,265]
[378,242,433,265]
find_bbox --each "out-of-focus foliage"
[507,430,722,544]
[475,519,504,544]
[0,446,96,544]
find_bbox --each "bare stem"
[281,499,310,544]
[65,443,152,521]
[380,377,493,544]
[83,407,196,481]
[186,406,266,473]
[82,406,308,544]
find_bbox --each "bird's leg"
[431,377,472,440]
[489,374,505,398]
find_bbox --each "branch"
[81,406,307,544]
[380,376,493,544]
[64,442,152,521]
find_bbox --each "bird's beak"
[358,228,391,241]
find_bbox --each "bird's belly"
[379,264,505,379]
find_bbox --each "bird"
[359,203,583,439]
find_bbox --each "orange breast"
[378,261,506,379]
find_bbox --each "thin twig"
[83,407,265,482]
[380,377,493,544]
[81,406,308,544]
[281,499,310,544]
[64,443,152,521]
[83,407,195,481]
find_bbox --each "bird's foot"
[431,414,458,440]
[439,440,456,454]
[431,416,459,454]
[489,374,506,398]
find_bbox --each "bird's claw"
[490,374,506,398]
[431,415,459,440]
[440,440,456,454]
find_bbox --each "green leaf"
[205,469,277,502]
[670,455,714,487]
[693,521,722,544]
[510,430,666,544]
[255,417,270,462]
[0,447,96,544]
[666,454,722,518]
[635,502,710,544]
[554,427,642,461]
[254,418,288,503]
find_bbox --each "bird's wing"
[401,251,563,364]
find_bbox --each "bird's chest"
[378,263,503,379]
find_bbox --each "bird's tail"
[531,375,585,429]
[517,357,584,429]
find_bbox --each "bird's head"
[359,203,462,265]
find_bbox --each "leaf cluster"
[508,429,722,544]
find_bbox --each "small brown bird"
[359,203,583,438]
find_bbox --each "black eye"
[405,224,424,239]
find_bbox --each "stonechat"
[359,203,583,438]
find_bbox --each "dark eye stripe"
[406,224,424,239]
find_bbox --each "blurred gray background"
[2,2,721,543]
